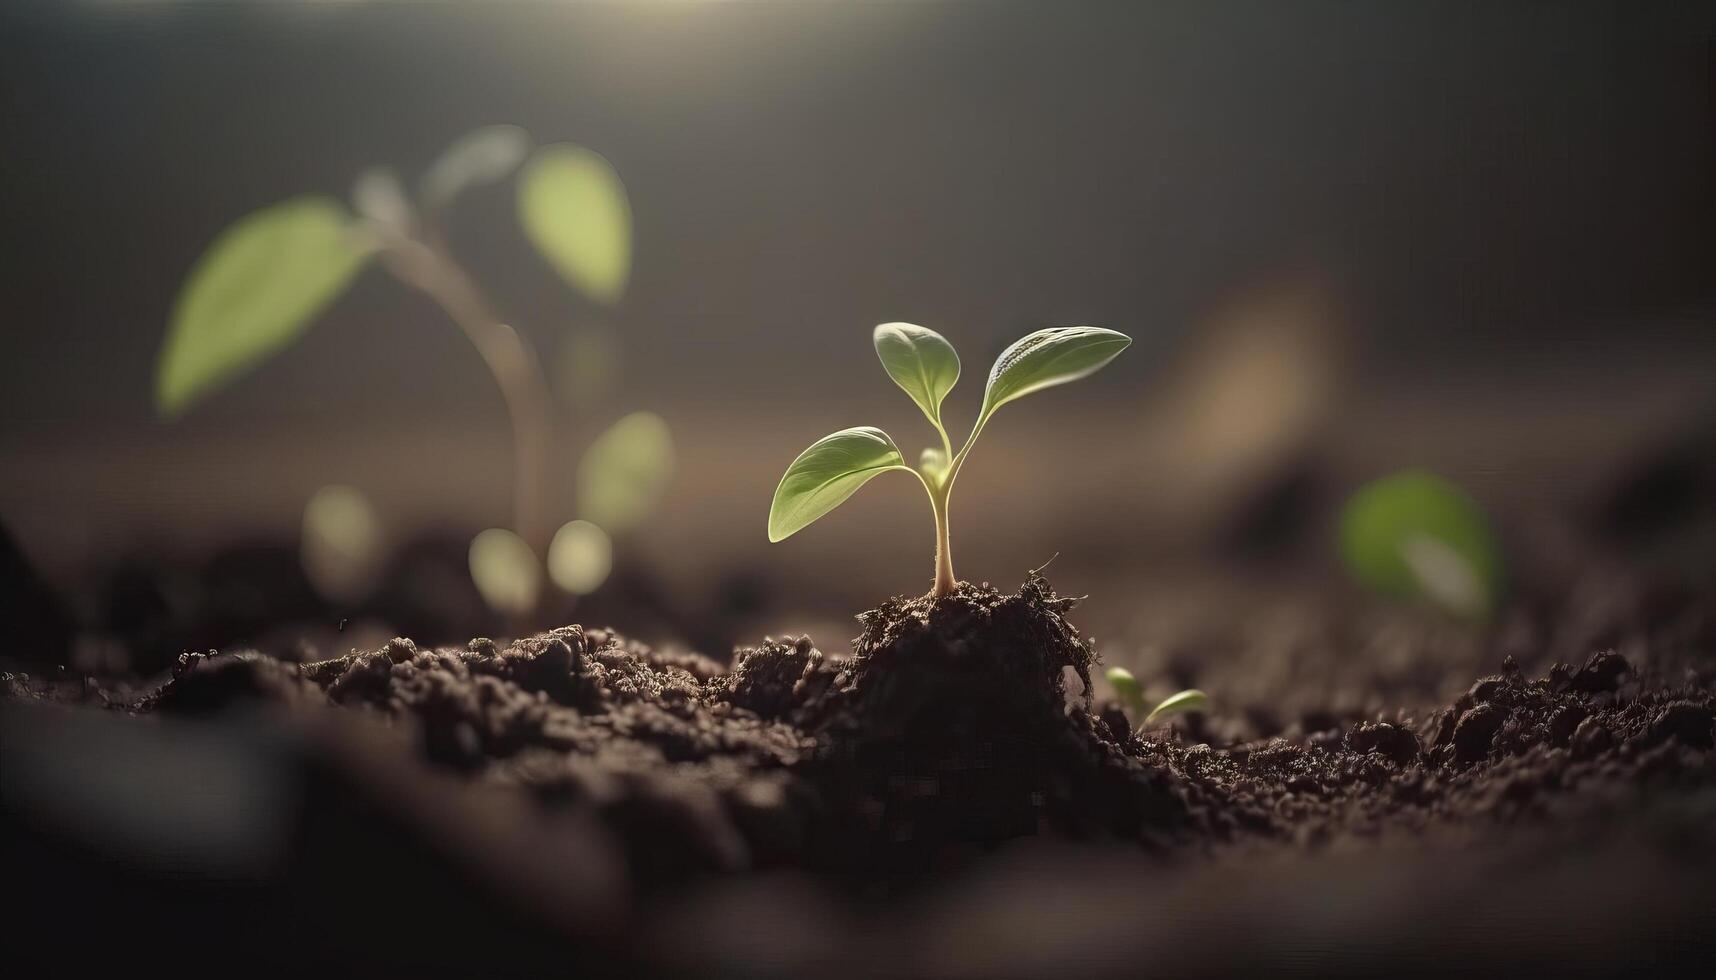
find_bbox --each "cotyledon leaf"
[873,322,960,430]
[1145,689,1210,725]
[156,195,370,417]
[768,426,907,542]
[978,326,1131,424]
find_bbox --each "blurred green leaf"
[1145,689,1209,725]
[157,195,369,416]
[768,427,907,543]
[301,484,383,603]
[578,411,675,533]
[351,168,413,231]
[873,322,960,432]
[979,326,1131,426]
[1340,470,1503,620]
[518,144,632,305]
[468,527,541,615]
[1105,666,1142,711]
[420,124,534,209]
[548,519,613,595]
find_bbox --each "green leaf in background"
[420,124,534,209]
[578,411,676,534]
[548,519,613,595]
[351,168,413,231]
[518,144,632,306]
[1339,470,1504,620]
[1105,666,1142,711]
[300,483,383,603]
[1145,689,1209,725]
[468,527,541,616]
[873,322,961,434]
[156,195,369,416]
[978,326,1131,425]
[768,426,908,542]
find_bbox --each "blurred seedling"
[155,125,673,615]
[1104,667,1209,730]
[1339,469,1503,621]
[768,323,1130,597]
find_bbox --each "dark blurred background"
[2,1,1712,667]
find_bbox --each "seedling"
[1105,667,1209,729]
[155,125,672,612]
[768,323,1130,597]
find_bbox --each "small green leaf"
[156,195,369,416]
[548,519,613,595]
[1144,689,1209,725]
[468,528,541,615]
[978,326,1131,424]
[768,426,906,542]
[1105,666,1142,711]
[578,411,676,534]
[420,124,533,209]
[873,322,960,430]
[518,143,632,305]
[301,484,383,603]
[1339,470,1503,620]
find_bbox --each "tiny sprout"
[1105,666,1209,728]
[768,323,1130,596]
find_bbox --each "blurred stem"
[378,230,553,551]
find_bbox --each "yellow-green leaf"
[578,411,675,534]
[548,519,613,595]
[518,144,632,305]
[768,427,906,543]
[157,195,368,416]
[468,528,541,616]
[979,326,1131,425]
[1144,689,1209,725]
[420,124,533,209]
[873,322,960,431]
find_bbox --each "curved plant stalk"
[375,227,554,549]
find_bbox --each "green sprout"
[767,323,1131,597]
[154,125,671,614]
[1105,667,1209,729]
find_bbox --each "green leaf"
[547,519,613,595]
[518,144,632,305]
[1105,666,1142,711]
[578,411,676,534]
[468,528,541,616]
[300,483,383,603]
[420,124,533,209]
[1144,689,1209,725]
[1339,470,1503,620]
[978,326,1131,424]
[873,322,960,430]
[156,195,369,416]
[768,426,906,542]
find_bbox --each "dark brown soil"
[5,571,1714,973]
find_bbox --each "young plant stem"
[931,481,956,597]
[377,231,554,551]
